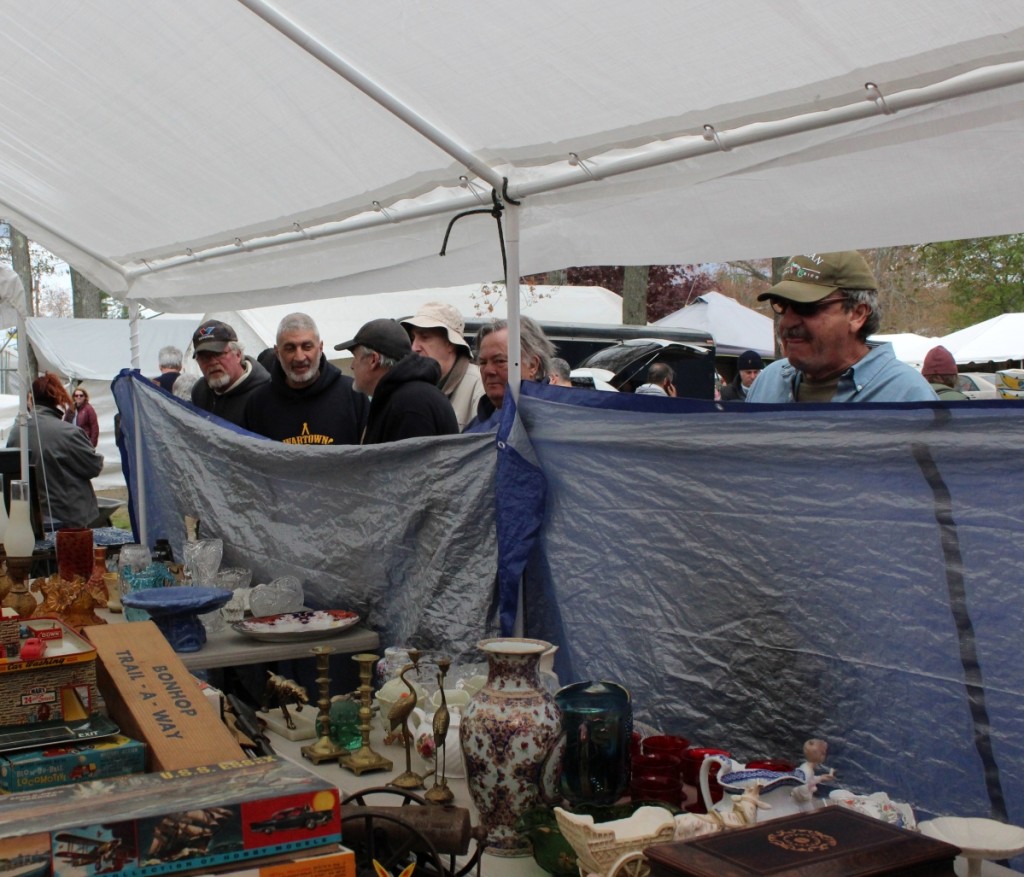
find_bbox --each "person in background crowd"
[464,316,555,432]
[401,302,485,431]
[191,319,271,426]
[635,362,676,396]
[153,345,184,393]
[747,251,938,403]
[720,350,764,401]
[8,373,104,528]
[245,313,368,444]
[921,345,968,400]
[63,384,99,447]
[547,358,573,387]
[335,318,458,444]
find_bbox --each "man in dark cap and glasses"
[746,251,937,403]
[190,319,270,425]
[335,318,458,444]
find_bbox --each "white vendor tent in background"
[869,333,942,369]
[202,284,623,361]
[652,291,775,358]
[0,318,196,490]
[939,313,1024,365]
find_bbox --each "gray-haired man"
[190,319,270,426]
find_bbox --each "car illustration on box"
[249,805,332,834]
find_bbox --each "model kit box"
[83,621,245,771]
[197,847,356,877]
[0,734,145,793]
[0,755,341,877]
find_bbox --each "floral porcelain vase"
[460,637,562,856]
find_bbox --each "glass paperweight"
[329,697,362,750]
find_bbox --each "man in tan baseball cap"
[401,302,484,430]
[747,251,937,403]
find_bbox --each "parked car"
[463,319,716,398]
[957,372,1000,400]
[573,338,717,399]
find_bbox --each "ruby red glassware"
[641,734,690,758]
[629,772,681,807]
[679,746,730,787]
[745,758,796,772]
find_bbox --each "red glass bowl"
[679,747,730,787]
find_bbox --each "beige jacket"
[446,362,486,431]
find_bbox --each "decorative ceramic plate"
[232,609,360,642]
[717,767,806,794]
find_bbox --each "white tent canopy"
[0,317,198,491]
[206,284,623,358]
[25,318,197,382]
[939,313,1024,364]
[652,291,775,358]
[868,333,942,368]
[4,3,1024,313]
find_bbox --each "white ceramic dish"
[232,608,359,642]
[919,816,1024,877]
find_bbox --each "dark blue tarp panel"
[507,382,1024,828]
[112,371,500,656]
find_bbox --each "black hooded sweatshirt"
[242,354,368,445]
[363,354,459,444]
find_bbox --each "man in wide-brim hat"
[400,302,484,431]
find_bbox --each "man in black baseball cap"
[190,319,270,425]
[334,319,458,444]
[746,251,936,403]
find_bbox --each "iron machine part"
[341,787,485,877]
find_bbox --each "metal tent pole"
[129,302,148,548]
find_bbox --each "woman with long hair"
[63,384,100,447]
[6,372,104,528]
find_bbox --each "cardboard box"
[199,847,355,877]
[83,621,244,771]
[0,617,98,726]
[0,755,341,877]
[0,734,145,793]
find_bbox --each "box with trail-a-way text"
[83,621,244,772]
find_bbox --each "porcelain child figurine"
[792,737,836,803]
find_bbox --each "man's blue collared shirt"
[746,342,939,403]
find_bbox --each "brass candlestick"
[301,645,346,764]
[339,652,393,775]
[424,656,454,804]
[1,556,36,618]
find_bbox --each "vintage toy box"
[0,615,98,727]
[0,755,341,877]
[84,621,245,771]
[196,847,356,877]
[0,734,145,793]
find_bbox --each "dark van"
[463,319,716,400]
